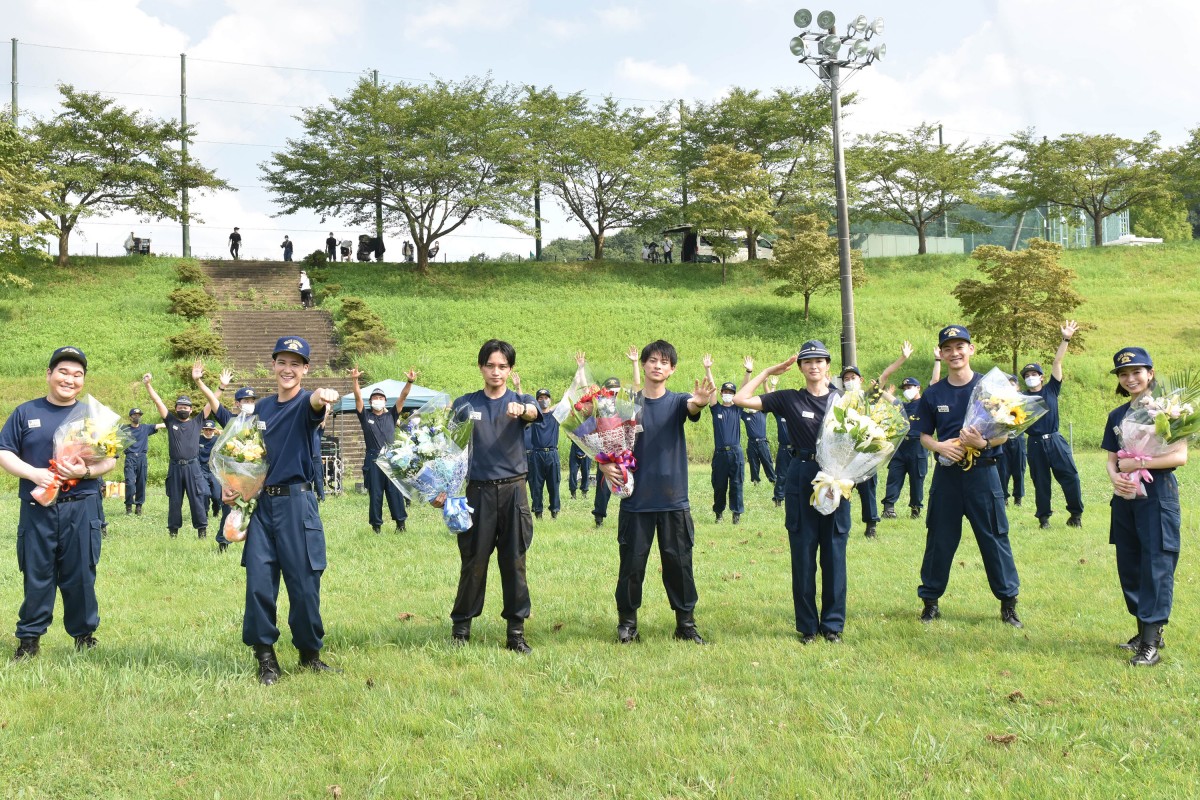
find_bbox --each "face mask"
[843,379,861,392]
[721,393,734,405]
[1024,376,1040,389]
[903,388,918,401]
[176,409,191,420]
[539,399,551,410]
[240,402,255,415]
[370,400,386,411]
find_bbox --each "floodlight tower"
[789,9,885,368]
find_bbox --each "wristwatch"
[83,467,92,480]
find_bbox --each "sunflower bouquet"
[937,367,1048,469]
[31,395,133,506]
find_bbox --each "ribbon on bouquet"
[809,471,855,515]
[1117,448,1155,497]
[30,458,80,506]
[596,449,637,492]
[443,495,475,533]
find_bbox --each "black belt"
[1031,433,1058,441]
[534,447,556,452]
[469,475,524,487]
[172,458,196,466]
[749,438,767,443]
[788,448,817,461]
[941,458,998,469]
[263,482,315,497]
[30,493,94,505]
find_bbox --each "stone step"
[215,310,339,373]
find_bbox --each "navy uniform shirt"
[1100,403,1131,454]
[198,434,218,468]
[759,389,836,453]
[529,411,560,450]
[163,413,203,461]
[1025,376,1062,435]
[454,389,538,481]
[901,398,923,439]
[711,403,742,448]
[774,413,791,449]
[256,390,325,485]
[121,423,158,457]
[915,372,1001,458]
[741,407,768,440]
[212,404,235,427]
[0,398,102,501]
[622,391,701,513]
[356,406,401,453]
[523,424,533,452]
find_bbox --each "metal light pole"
[790,10,885,368]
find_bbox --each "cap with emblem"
[174,395,193,407]
[901,377,920,387]
[202,419,216,429]
[129,407,143,416]
[234,387,257,401]
[536,388,551,399]
[797,340,831,360]
[369,388,386,399]
[1111,347,1153,374]
[272,336,311,363]
[48,346,87,372]
[840,366,862,379]
[1021,362,1043,377]
[938,325,971,345]
[603,376,621,390]
[720,381,737,393]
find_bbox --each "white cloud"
[595,6,641,31]
[405,0,528,41]
[615,57,700,94]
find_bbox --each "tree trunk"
[803,292,811,320]
[746,229,757,260]
[1012,348,1019,375]
[1092,211,1105,247]
[57,227,71,266]
[916,224,928,256]
[415,241,429,275]
[722,258,727,284]
[592,231,605,261]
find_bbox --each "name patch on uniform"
[716,413,723,419]
[801,411,815,419]
[367,419,375,425]
[256,421,267,431]
[470,411,482,421]
[937,405,950,413]
[27,418,41,429]
[172,425,179,431]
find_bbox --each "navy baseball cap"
[369,387,387,399]
[1111,347,1153,374]
[535,388,551,399]
[1006,374,1019,383]
[797,340,831,360]
[202,419,216,429]
[840,366,862,378]
[272,336,311,363]
[175,395,193,407]
[720,381,737,393]
[938,325,971,345]
[1021,362,1043,376]
[48,346,87,372]
[129,407,143,416]
[603,376,622,389]
[234,387,256,401]
[901,377,920,387]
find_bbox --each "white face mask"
[903,387,918,401]
[539,399,551,409]
[240,402,255,415]
[1024,375,1040,389]
[843,379,861,392]
[370,399,386,411]
[720,393,735,405]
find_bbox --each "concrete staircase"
[204,260,305,310]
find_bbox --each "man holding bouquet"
[598,340,712,645]
[0,347,118,659]
[915,326,1023,628]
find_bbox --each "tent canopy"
[335,380,445,414]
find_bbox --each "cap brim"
[1111,362,1153,374]
[272,350,310,363]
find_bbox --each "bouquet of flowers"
[553,370,642,498]
[810,389,909,515]
[32,395,134,506]
[936,367,1048,469]
[376,393,475,532]
[1116,373,1200,497]
[211,413,269,542]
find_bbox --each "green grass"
[0,462,1197,798]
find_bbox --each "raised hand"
[511,372,521,393]
[765,355,797,376]
[575,351,587,367]
[219,368,234,387]
[347,366,363,382]
[901,340,913,360]
[692,376,716,405]
[768,376,780,390]
[701,353,713,370]
[142,373,153,386]
[626,346,639,362]
[191,360,205,381]
[933,345,942,361]
[743,355,754,372]
[1061,320,1078,340]
[404,368,419,383]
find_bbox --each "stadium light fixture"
[794,8,813,28]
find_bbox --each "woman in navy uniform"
[996,375,1027,509]
[882,377,930,520]
[224,336,341,685]
[0,347,118,659]
[736,340,849,643]
[348,366,415,533]
[739,357,776,486]
[915,326,1022,628]
[1103,347,1186,667]
[1022,320,1084,529]
[120,407,157,516]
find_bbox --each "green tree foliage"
[262,76,528,275]
[848,123,1003,255]
[1004,130,1169,247]
[952,239,1086,373]
[687,144,776,282]
[337,297,395,356]
[0,117,56,267]
[762,212,864,320]
[27,85,229,266]
[1161,126,1200,238]
[1130,193,1193,241]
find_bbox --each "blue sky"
[5,0,1198,260]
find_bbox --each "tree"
[687,88,843,258]
[952,239,1086,373]
[1130,192,1193,241]
[1161,126,1200,238]
[848,123,1003,254]
[0,117,56,266]
[1004,130,1169,247]
[687,144,776,282]
[541,97,676,261]
[262,76,528,275]
[762,212,864,320]
[27,85,228,266]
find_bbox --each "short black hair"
[478,339,516,368]
[640,339,678,367]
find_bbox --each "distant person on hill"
[339,238,352,262]
[373,237,386,262]
[120,407,158,516]
[1022,320,1084,530]
[124,232,137,256]
[281,236,294,262]
[228,227,242,260]
[299,270,313,308]
[402,240,414,263]
[325,232,337,262]
[428,241,440,260]
[662,235,673,263]
[348,366,415,534]
[0,346,119,660]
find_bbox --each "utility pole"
[10,38,18,252]
[373,69,384,246]
[939,123,949,240]
[533,178,542,261]
[679,98,688,212]
[180,53,191,257]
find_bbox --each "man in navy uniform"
[839,365,881,539]
[121,407,157,516]
[198,419,222,520]
[143,366,216,539]
[740,356,776,486]
[568,441,590,500]
[527,388,562,520]
[882,377,929,520]
[916,325,1023,628]
[702,354,745,525]
[765,376,791,508]
[349,367,415,533]
[221,336,341,684]
[450,339,541,653]
[0,347,118,659]
[598,340,713,644]
[1022,320,1083,530]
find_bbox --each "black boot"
[732,513,741,525]
[451,621,471,646]
[616,613,639,644]
[920,599,940,623]
[1000,597,1023,628]
[396,521,406,532]
[882,505,896,519]
[169,528,178,538]
[673,610,706,644]
[12,636,40,661]
[864,523,877,539]
[506,620,532,654]
[125,505,133,516]
[135,505,143,516]
[74,633,98,651]
[197,527,207,539]
[1119,620,1165,651]
[253,644,281,685]
[1066,514,1082,528]
[299,649,340,673]
[1130,623,1163,667]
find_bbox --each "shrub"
[167,322,226,359]
[336,296,395,356]
[175,260,209,285]
[168,286,217,319]
[302,250,328,269]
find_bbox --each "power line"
[72,219,533,239]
